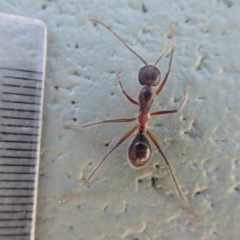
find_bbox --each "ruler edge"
[0,13,49,239]
[31,19,47,240]
[0,13,46,29]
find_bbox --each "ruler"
[0,14,46,239]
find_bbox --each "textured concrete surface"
[1,0,240,239]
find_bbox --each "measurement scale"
[0,14,46,239]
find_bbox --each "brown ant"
[59,19,200,222]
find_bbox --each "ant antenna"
[154,41,174,66]
[89,18,148,65]
[154,21,176,66]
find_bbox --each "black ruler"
[0,14,46,240]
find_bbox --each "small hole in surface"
[74,71,80,76]
[104,205,109,211]
[73,118,77,122]
[138,179,142,183]
[142,3,148,13]
[174,97,178,103]
[55,86,59,90]
[234,185,240,192]
[71,101,76,104]
[151,177,156,187]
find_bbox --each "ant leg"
[89,18,147,65]
[146,129,200,223]
[155,41,175,96]
[117,72,139,106]
[59,124,139,204]
[151,82,191,116]
[64,117,136,129]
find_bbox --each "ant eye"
[138,65,161,86]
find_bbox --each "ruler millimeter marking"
[0,14,46,240]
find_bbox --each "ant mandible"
[60,19,200,223]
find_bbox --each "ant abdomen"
[138,65,161,86]
[128,133,152,168]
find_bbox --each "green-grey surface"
[1,1,240,240]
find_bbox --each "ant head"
[138,65,161,86]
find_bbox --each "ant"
[59,19,200,222]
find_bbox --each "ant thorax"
[138,85,155,115]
